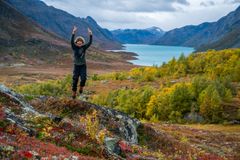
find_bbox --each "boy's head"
[75,36,85,47]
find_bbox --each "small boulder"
[184,112,204,123]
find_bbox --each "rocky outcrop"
[82,101,140,144]
[0,84,141,158]
[0,84,62,135]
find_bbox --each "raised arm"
[84,28,93,49]
[71,26,77,49]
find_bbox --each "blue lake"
[115,44,195,66]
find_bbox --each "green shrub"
[146,92,171,121]
[168,111,183,123]
[91,74,100,81]
[91,86,155,119]
[198,85,223,123]
[113,72,127,80]
[15,75,72,97]
[169,83,193,115]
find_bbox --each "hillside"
[6,0,121,50]
[154,5,240,50]
[112,27,165,44]
[198,24,240,51]
[2,84,240,159]
[1,48,239,159]
[1,85,240,159]
[0,0,70,64]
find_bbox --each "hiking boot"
[72,91,77,99]
[79,86,84,94]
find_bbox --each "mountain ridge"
[154,5,240,50]
[6,0,121,49]
[0,0,70,63]
[112,26,165,44]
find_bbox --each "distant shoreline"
[111,44,194,66]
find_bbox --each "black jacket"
[71,34,92,65]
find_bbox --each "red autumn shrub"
[20,151,33,159]
[118,140,132,153]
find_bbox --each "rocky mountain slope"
[112,27,165,44]
[198,22,240,51]
[154,5,240,50]
[6,0,121,50]
[0,0,70,63]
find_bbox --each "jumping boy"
[71,26,93,99]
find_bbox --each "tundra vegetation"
[1,48,240,159]
[16,49,240,123]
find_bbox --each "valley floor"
[0,50,136,86]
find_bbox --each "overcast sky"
[42,0,240,31]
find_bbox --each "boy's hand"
[72,26,77,34]
[88,28,92,36]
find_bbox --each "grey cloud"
[209,1,215,5]
[43,0,190,12]
[200,1,215,7]
[200,2,207,7]
[41,0,238,30]
[175,0,190,5]
[224,0,240,4]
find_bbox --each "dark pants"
[72,64,87,92]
